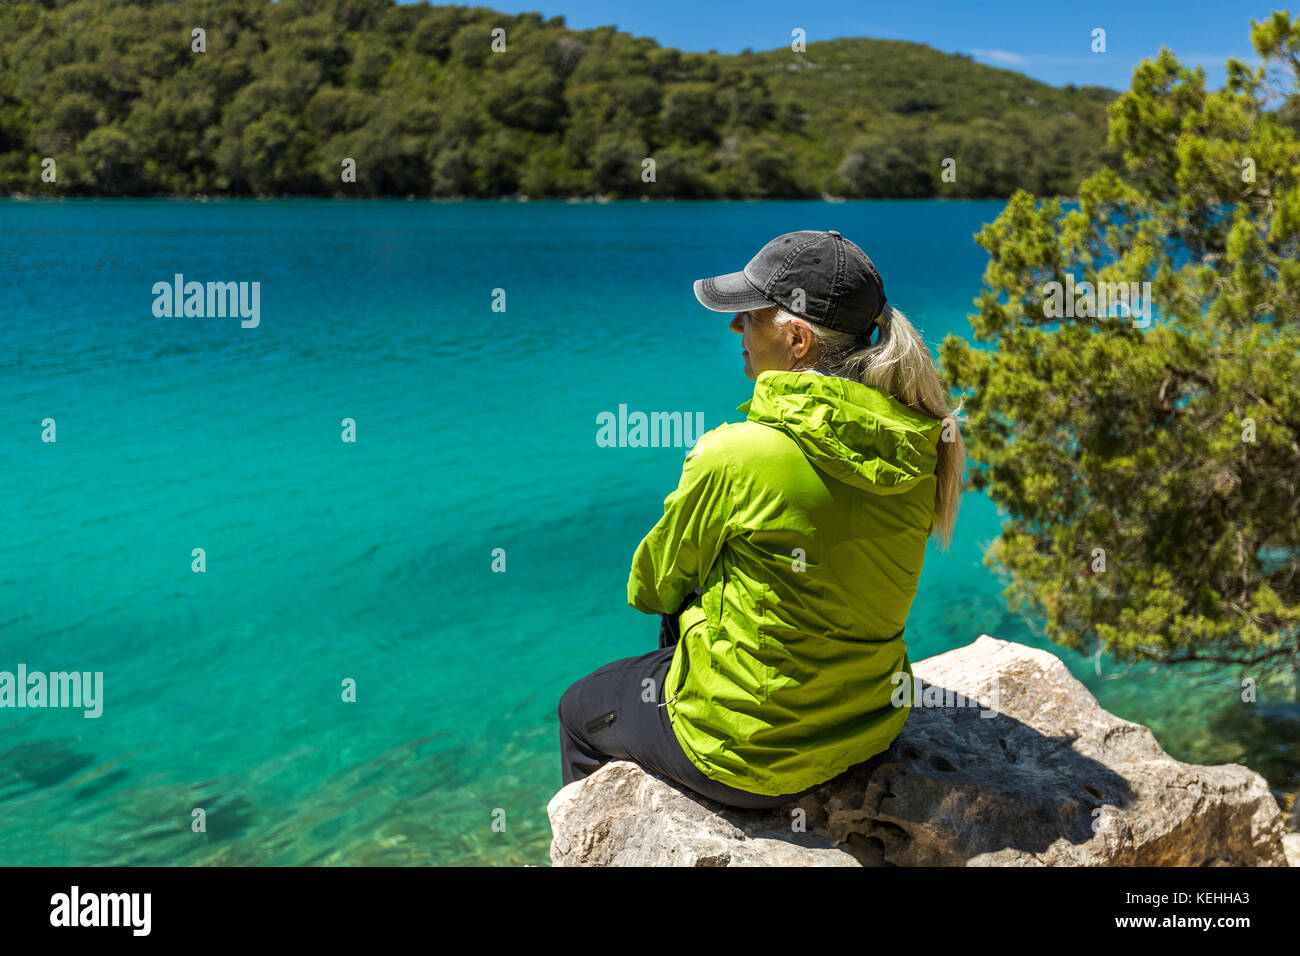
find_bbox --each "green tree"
[835,123,934,197]
[939,13,1300,673]
[77,124,138,192]
[659,82,726,144]
[485,60,566,133]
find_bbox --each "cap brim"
[693,271,773,313]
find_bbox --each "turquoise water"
[0,199,1295,865]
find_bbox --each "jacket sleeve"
[627,428,736,615]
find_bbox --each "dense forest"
[0,0,1121,198]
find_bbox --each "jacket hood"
[737,370,942,494]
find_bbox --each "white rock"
[548,636,1289,867]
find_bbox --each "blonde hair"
[773,305,966,551]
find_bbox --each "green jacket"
[628,370,943,796]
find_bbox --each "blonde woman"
[558,229,965,809]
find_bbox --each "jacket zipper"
[660,644,690,708]
[585,711,617,733]
[662,569,722,709]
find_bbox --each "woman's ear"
[790,319,815,361]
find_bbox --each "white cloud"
[970,48,1028,66]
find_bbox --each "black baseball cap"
[693,229,887,338]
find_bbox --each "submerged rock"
[548,635,1289,866]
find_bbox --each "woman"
[557,229,966,809]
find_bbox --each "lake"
[0,198,1294,865]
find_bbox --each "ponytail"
[774,305,967,551]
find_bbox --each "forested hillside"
[0,0,1119,197]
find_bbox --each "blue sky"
[399,0,1280,90]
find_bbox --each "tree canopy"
[940,12,1300,675]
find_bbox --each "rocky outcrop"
[548,635,1289,866]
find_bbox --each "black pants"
[556,601,816,810]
